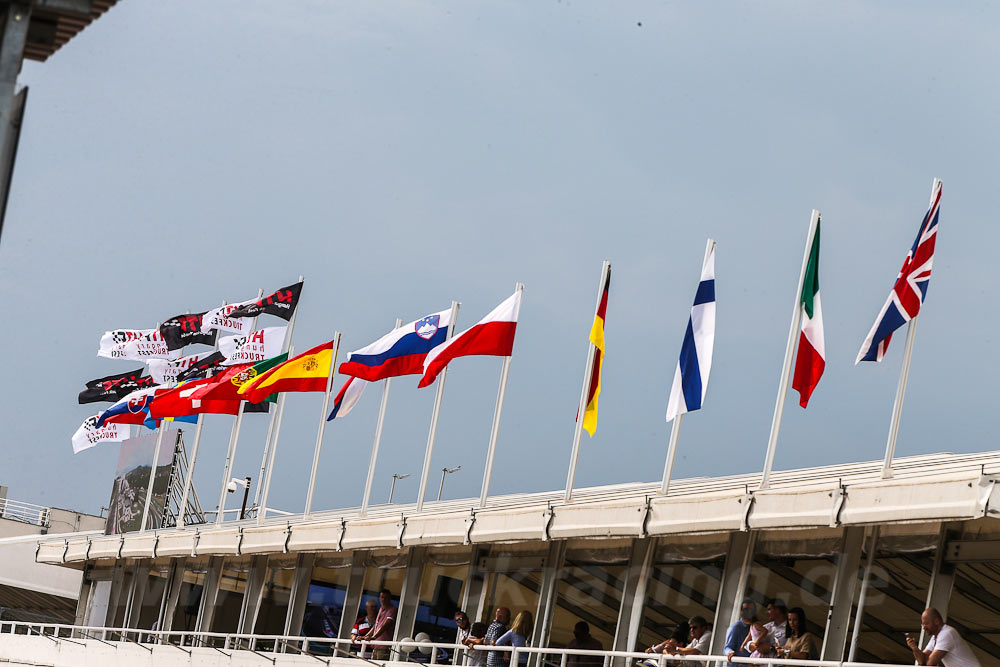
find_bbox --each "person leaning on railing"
[494,610,533,666]
[774,608,819,661]
[663,617,712,658]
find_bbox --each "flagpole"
[480,283,524,508]
[360,317,403,518]
[565,260,611,503]
[257,346,292,524]
[303,332,342,517]
[140,425,168,531]
[253,275,304,512]
[759,209,820,490]
[214,288,264,525]
[660,239,715,496]
[416,300,461,512]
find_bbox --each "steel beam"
[238,555,268,635]
[337,551,367,640]
[820,526,865,660]
[531,540,567,667]
[284,553,315,641]
[611,537,654,664]
[196,556,224,632]
[160,559,184,632]
[394,547,425,641]
[709,531,754,656]
[126,562,151,628]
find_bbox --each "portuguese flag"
[240,340,334,404]
[792,220,825,408]
[191,353,288,403]
[582,265,610,436]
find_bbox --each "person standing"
[725,600,756,661]
[494,610,533,666]
[566,621,603,667]
[907,608,981,667]
[467,607,510,667]
[351,599,379,657]
[763,599,789,650]
[362,588,397,660]
[777,608,820,660]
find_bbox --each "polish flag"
[418,288,522,388]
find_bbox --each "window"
[415,547,473,646]
[302,553,352,643]
[135,559,172,629]
[171,556,210,632]
[210,555,252,634]
[254,554,298,639]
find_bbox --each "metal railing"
[0,620,914,667]
[0,497,49,527]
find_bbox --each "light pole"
[388,473,410,504]
[227,476,252,520]
[437,466,462,501]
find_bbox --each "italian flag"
[792,220,825,408]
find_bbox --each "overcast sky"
[1,1,997,517]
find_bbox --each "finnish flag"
[666,241,716,422]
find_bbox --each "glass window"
[945,561,1000,665]
[172,556,210,632]
[108,563,135,628]
[135,559,172,630]
[415,547,473,647]
[479,543,546,634]
[302,554,352,646]
[254,554,298,639]
[210,555,252,634]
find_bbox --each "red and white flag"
[418,289,522,388]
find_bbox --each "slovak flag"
[666,240,716,422]
[856,179,942,363]
[418,289,522,388]
[327,376,368,420]
[339,308,453,381]
[95,386,162,428]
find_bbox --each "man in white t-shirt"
[906,608,981,667]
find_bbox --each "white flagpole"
[565,260,611,503]
[759,210,820,490]
[882,176,940,477]
[140,425,168,531]
[253,275,304,511]
[303,332,342,516]
[214,288,264,525]
[257,346,292,524]
[360,317,403,518]
[177,302,225,528]
[479,283,524,508]
[415,300,461,512]
[660,238,715,496]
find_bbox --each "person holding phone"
[907,608,980,666]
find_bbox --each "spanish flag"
[239,340,333,404]
[582,265,610,436]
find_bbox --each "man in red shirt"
[362,589,397,660]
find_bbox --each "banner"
[79,368,153,404]
[220,326,287,365]
[159,313,218,350]
[120,331,181,361]
[176,351,226,382]
[72,415,130,454]
[201,300,255,335]
[105,430,178,534]
[147,351,218,386]
[98,329,155,359]
[228,282,302,321]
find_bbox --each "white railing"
[0,498,49,527]
[0,621,913,667]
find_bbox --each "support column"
[126,562,152,628]
[612,537,655,664]
[461,546,487,622]
[73,575,92,628]
[238,555,269,635]
[926,523,960,616]
[285,553,315,639]
[709,531,756,656]
[338,551,368,639]
[161,560,185,632]
[196,556,225,632]
[820,526,865,660]
[394,547,426,641]
[531,540,567,667]
[105,562,127,627]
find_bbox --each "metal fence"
[0,497,49,527]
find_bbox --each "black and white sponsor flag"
[98,329,156,359]
[220,326,287,365]
[227,282,302,321]
[121,330,181,361]
[159,313,218,350]
[72,415,130,454]
[79,368,154,404]
[147,351,218,386]
[201,300,256,335]
[175,351,226,382]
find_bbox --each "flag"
[227,282,302,321]
[792,222,826,407]
[201,300,256,335]
[581,269,610,436]
[418,289,522,389]
[98,329,155,359]
[189,353,288,402]
[79,368,152,404]
[339,308,453,381]
[239,340,334,403]
[120,331,180,361]
[147,377,245,419]
[72,415,129,454]
[147,351,218,386]
[666,242,716,422]
[96,386,160,427]
[175,351,226,382]
[219,326,287,365]
[159,313,218,350]
[327,376,367,420]
[857,180,942,363]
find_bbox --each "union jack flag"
[856,179,942,363]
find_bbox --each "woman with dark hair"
[778,607,820,660]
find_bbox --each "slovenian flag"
[418,289,522,388]
[666,240,716,422]
[792,220,825,407]
[339,308,453,381]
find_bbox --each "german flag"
[239,340,334,404]
[582,265,610,436]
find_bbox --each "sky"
[1,1,998,517]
